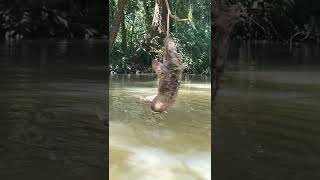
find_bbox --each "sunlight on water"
[109,75,211,180]
[180,83,211,90]
[110,121,211,180]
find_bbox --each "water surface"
[109,75,211,180]
[0,40,107,180]
[213,41,320,180]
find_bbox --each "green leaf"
[190,22,197,31]
[188,6,193,23]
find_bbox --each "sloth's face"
[151,95,170,113]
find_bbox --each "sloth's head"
[151,95,170,113]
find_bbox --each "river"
[109,74,211,180]
[213,41,320,180]
[0,40,107,180]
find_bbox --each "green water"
[109,75,211,180]
[213,39,320,180]
[0,40,107,180]
[214,69,320,180]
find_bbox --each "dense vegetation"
[109,0,211,74]
[212,0,320,105]
[228,0,320,42]
[1,0,319,74]
[0,0,107,39]
[110,0,320,75]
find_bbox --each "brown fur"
[150,35,184,112]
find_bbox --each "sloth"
[143,35,186,113]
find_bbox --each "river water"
[213,41,320,180]
[2,39,320,180]
[0,40,107,180]
[109,75,211,180]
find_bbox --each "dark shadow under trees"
[0,0,107,39]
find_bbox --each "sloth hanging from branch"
[142,0,191,113]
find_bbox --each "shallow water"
[0,40,107,180]
[213,41,320,180]
[109,75,211,180]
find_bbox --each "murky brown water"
[0,40,107,180]
[109,75,211,180]
[2,39,320,180]
[213,41,320,180]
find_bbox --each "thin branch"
[301,16,315,41]
[165,0,171,14]
[246,15,267,35]
[164,0,189,36]
[169,14,189,22]
[165,0,171,37]
[289,31,303,52]
[268,20,282,40]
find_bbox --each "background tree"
[212,0,245,108]
[212,0,320,107]
[0,0,107,39]
[109,0,127,54]
[109,0,211,74]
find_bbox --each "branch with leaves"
[164,0,191,36]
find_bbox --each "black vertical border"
[211,0,214,179]
[106,0,110,179]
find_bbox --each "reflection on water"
[0,40,107,180]
[109,75,211,180]
[214,41,320,180]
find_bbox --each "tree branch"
[109,0,127,55]
[169,14,189,22]
[164,0,190,36]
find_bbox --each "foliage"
[172,0,210,74]
[110,0,211,74]
[0,0,107,39]
[227,0,320,42]
[109,0,319,74]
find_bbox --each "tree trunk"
[151,0,168,40]
[142,0,169,56]
[142,0,152,26]
[121,16,127,53]
[129,14,136,54]
[212,0,244,110]
[109,0,127,55]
